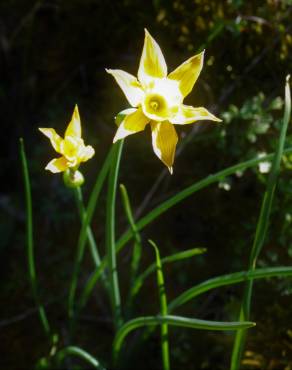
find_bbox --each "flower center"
[61,136,85,164]
[142,78,183,121]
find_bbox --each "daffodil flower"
[107,29,221,173]
[39,105,95,174]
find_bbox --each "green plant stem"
[20,138,51,339]
[120,184,143,312]
[68,149,113,320]
[74,187,102,268]
[106,140,124,329]
[113,315,255,364]
[56,346,105,369]
[230,75,291,370]
[149,240,170,370]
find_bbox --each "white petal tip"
[168,166,173,175]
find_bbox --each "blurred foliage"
[1,0,292,369]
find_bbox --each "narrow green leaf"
[168,266,292,312]
[231,75,291,370]
[56,346,105,369]
[19,138,51,339]
[132,247,206,300]
[68,147,113,319]
[106,140,124,329]
[79,148,292,313]
[113,315,255,363]
[115,147,292,254]
[149,240,170,370]
[120,184,143,312]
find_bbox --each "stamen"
[150,101,159,111]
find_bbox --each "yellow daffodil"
[107,29,221,173]
[39,105,95,174]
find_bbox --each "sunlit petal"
[106,69,144,107]
[65,105,81,138]
[45,157,69,173]
[168,51,205,97]
[113,109,150,143]
[39,128,63,153]
[138,29,167,86]
[151,121,178,174]
[80,145,95,162]
[170,105,222,125]
[113,108,149,142]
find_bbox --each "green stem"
[149,240,170,370]
[120,184,142,313]
[68,149,113,320]
[20,138,51,339]
[106,140,124,329]
[74,187,102,268]
[230,75,291,370]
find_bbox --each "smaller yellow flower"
[39,105,95,173]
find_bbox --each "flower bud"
[63,169,84,188]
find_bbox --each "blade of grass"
[68,148,113,319]
[168,266,292,312]
[106,140,124,329]
[120,184,143,313]
[19,138,51,340]
[115,147,292,254]
[113,315,255,364]
[56,346,105,369]
[131,247,206,301]
[231,75,291,370]
[149,240,170,370]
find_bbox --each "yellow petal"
[138,29,167,86]
[113,108,149,142]
[65,105,81,138]
[45,157,69,173]
[168,51,205,97]
[39,128,63,153]
[151,121,178,174]
[106,69,144,107]
[80,145,95,162]
[170,105,222,125]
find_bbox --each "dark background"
[1,0,292,369]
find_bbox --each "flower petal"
[45,157,69,173]
[80,145,95,162]
[106,69,144,107]
[151,121,178,174]
[113,108,149,142]
[168,51,205,97]
[65,105,81,138]
[170,105,222,125]
[138,29,167,86]
[39,128,63,153]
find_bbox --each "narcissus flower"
[107,29,221,173]
[39,105,95,174]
